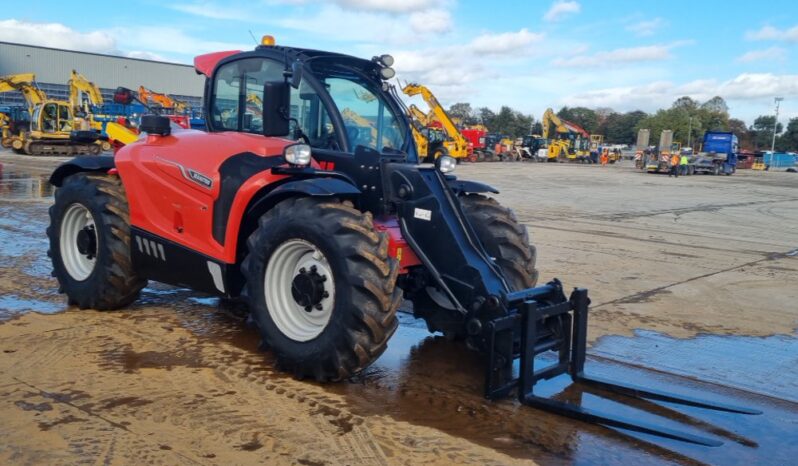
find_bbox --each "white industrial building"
[0,41,205,109]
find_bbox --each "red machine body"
[461,128,487,151]
[115,130,292,263]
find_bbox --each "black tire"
[242,197,401,381]
[460,194,538,290]
[411,194,538,339]
[47,173,146,310]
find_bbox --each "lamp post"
[687,116,693,149]
[771,97,783,153]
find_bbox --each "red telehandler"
[46,36,758,446]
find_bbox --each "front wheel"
[242,197,401,381]
[47,173,146,309]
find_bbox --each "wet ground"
[1,151,797,465]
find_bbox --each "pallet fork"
[484,280,761,447]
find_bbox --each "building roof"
[0,41,204,97]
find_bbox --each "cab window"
[325,77,403,152]
[211,58,283,133]
[290,81,337,150]
[211,58,338,149]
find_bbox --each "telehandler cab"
[47,37,758,446]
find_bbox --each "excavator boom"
[402,82,469,159]
[69,70,104,110]
[0,73,47,110]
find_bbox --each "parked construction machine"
[138,86,191,129]
[47,38,759,446]
[0,72,106,155]
[401,82,469,162]
[69,70,112,151]
[542,108,591,162]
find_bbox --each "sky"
[2,0,797,124]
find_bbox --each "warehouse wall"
[0,41,204,107]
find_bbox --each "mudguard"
[49,156,116,187]
[248,177,361,214]
[447,178,499,195]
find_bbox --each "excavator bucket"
[483,280,761,447]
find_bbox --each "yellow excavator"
[402,83,469,162]
[405,103,451,160]
[0,72,106,155]
[542,108,591,162]
[69,70,112,151]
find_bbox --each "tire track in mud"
[517,196,798,224]
[0,309,531,465]
[591,248,798,310]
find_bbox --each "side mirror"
[290,61,303,89]
[262,81,290,137]
[113,87,134,105]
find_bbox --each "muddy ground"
[1,151,796,465]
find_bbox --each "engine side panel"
[115,129,291,263]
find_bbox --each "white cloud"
[543,1,581,22]
[553,43,680,67]
[745,24,798,42]
[103,26,249,57]
[409,9,452,34]
[625,17,665,37]
[469,28,544,55]
[169,2,253,21]
[0,19,117,53]
[560,73,798,113]
[334,0,439,14]
[736,47,787,63]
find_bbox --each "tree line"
[446,97,798,151]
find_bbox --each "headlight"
[379,54,394,67]
[437,155,457,173]
[284,143,311,166]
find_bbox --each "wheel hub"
[291,265,328,311]
[76,225,97,259]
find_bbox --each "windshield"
[310,60,407,153]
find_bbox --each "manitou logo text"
[187,169,213,189]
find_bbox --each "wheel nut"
[322,291,329,298]
[299,267,306,274]
[315,303,323,310]
[304,305,312,312]
[310,265,317,273]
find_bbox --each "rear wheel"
[242,197,401,381]
[47,173,146,309]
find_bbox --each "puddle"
[592,329,798,403]
[0,164,54,200]
[325,321,798,465]
[0,295,65,320]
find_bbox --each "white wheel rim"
[264,239,336,342]
[59,203,97,281]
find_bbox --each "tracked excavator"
[0,73,105,155]
[69,70,112,151]
[47,38,759,449]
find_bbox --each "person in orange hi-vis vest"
[669,153,680,177]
